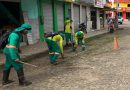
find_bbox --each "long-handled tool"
[17,61,38,68]
[60,53,64,59]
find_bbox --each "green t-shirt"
[8,32,22,48]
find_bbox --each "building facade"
[0,0,108,45]
[93,0,108,29]
[21,0,94,44]
[107,0,130,19]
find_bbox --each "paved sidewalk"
[0,28,108,66]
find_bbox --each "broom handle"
[17,61,38,67]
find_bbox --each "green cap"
[65,20,71,24]
[15,27,26,32]
[21,23,32,33]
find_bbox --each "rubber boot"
[50,54,58,65]
[17,69,32,86]
[65,43,69,47]
[50,61,58,65]
[2,70,14,85]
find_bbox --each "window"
[128,4,130,7]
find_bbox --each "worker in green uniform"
[45,32,63,65]
[64,18,72,46]
[2,23,32,86]
[73,30,86,51]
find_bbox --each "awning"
[118,7,130,12]
[103,6,115,11]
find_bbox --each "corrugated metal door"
[82,6,87,23]
[73,4,80,31]
[0,0,20,2]
[42,2,53,33]
[57,2,64,32]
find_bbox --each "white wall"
[97,9,100,30]
[21,0,39,44]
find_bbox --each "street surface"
[1,21,130,90]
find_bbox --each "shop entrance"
[0,1,23,37]
[91,8,97,29]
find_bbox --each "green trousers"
[3,48,23,71]
[65,33,71,44]
[45,38,61,62]
[78,38,85,51]
[78,38,84,45]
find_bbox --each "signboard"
[95,0,104,8]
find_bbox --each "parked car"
[118,16,123,24]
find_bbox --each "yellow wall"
[113,3,130,8]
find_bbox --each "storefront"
[91,8,97,29]
[100,10,105,28]
[42,0,53,33]
[38,0,71,41]
[0,0,23,38]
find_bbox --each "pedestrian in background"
[2,23,32,86]
[64,18,72,47]
[73,30,86,51]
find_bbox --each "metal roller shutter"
[57,3,64,32]
[73,4,80,31]
[82,6,87,23]
[42,2,53,33]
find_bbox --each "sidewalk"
[0,28,108,66]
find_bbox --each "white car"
[118,16,123,24]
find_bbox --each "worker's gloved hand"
[15,59,20,62]
[74,44,78,48]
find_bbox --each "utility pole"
[115,0,119,28]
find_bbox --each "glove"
[15,59,20,62]
[74,44,78,48]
